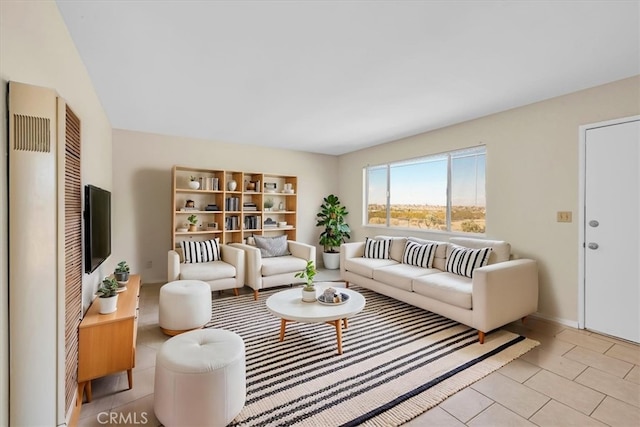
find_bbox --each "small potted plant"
[295,260,317,302]
[114,261,130,285]
[187,214,198,232]
[96,277,119,314]
[188,176,200,190]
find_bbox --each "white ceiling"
[56,1,639,155]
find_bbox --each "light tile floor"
[77,271,640,426]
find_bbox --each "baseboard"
[530,312,579,329]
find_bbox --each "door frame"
[577,115,639,330]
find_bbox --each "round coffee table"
[265,284,366,354]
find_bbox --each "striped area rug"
[206,285,538,427]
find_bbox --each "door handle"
[589,220,599,227]
[588,242,599,250]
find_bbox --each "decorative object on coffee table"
[295,260,317,302]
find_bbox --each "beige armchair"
[231,240,316,300]
[168,245,245,295]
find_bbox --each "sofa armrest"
[230,243,262,289]
[220,245,245,286]
[167,250,181,282]
[472,259,539,332]
[288,240,316,263]
[340,242,365,276]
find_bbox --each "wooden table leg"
[279,319,288,341]
[343,318,348,329]
[127,368,133,389]
[334,320,343,354]
[85,380,92,403]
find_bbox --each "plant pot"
[98,295,118,314]
[114,271,129,284]
[302,288,317,302]
[322,251,341,270]
[188,224,197,232]
[188,181,200,190]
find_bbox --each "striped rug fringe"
[206,285,539,427]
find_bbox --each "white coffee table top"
[266,283,366,323]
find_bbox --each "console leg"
[478,331,485,344]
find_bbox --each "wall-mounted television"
[84,184,111,273]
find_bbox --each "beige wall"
[339,76,640,325]
[112,129,339,283]
[0,0,112,425]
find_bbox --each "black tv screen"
[84,185,111,273]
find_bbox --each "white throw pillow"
[254,235,290,258]
[363,237,390,259]
[445,244,492,278]
[402,240,437,268]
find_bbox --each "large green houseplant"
[316,194,351,270]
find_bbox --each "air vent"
[13,114,51,152]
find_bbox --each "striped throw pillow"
[445,245,492,278]
[180,239,220,263]
[363,237,390,259]
[402,241,437,268]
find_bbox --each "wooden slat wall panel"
[64,106,82,411]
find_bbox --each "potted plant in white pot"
[114,261,130,285]
[96,277,119,314]
[295,260,317,302]
[316,194,351,269]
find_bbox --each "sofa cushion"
[364,237,391,259]
[412,273,473,309]
[180,260,235,281]
[402,240,437,268]
[254,235,290,258]
[261,255,307,277]
[344,257,397,279]
[373,263,440,292]
[373,236,408,262]
[445,245,492,278]
[449,237,510,264]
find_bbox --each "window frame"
[364,145,486,235]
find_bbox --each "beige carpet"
[206,286,539,427]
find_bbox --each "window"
[365,146,486,233]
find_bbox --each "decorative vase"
[228,180,237,191]
[188,181,200,190]
[114,271,129,284]
[302,287,317,302]
[99,295,118,314]
[322,252,341,270]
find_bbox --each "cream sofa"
[340,236,538,343]
[168,245,245,295]
[232,240,316,300]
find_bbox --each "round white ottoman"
[159,280,212,336]
[154,329,246,427]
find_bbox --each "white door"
[584,119,639,343]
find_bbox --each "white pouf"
[154,329,246,427]
[159,280,212,335]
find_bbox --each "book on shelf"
[179,207,198,212]
[205,204,220,211]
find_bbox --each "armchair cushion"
[179,260,236,282]
[254,235,290,258]
[261,256,308,276]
